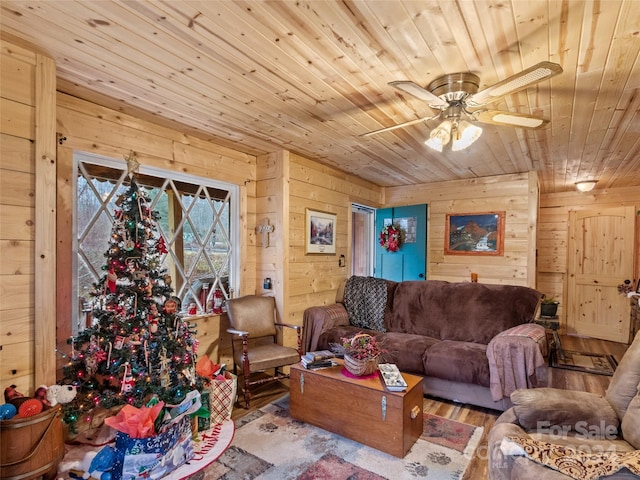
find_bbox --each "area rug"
[207,395,483,480]
[551,349,618,376]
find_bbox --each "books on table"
[301,350,336,369]
[378,363,408,392]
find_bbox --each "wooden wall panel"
[537,186,640,332]
[0,41,42,392]
[0,53,34,105]
[286,153,382,331]
[1,97,34,139]
[385,173,538,286]
[0,134,34,172]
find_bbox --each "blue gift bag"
[111,415,194,480]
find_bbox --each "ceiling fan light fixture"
[452,121,483,151]
[575,180,598,192]
[425,120,452,151]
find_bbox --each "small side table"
[535,316,563,365]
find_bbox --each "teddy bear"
[43,384,78,406]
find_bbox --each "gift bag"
[111,415,194,480]
[206,372,237,424]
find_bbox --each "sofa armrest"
[302,304,349,353]
[487,325,547,401]
[510,388,619,433]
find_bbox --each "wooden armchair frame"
[227,321,302,409]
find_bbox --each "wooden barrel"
[0,405,65,480]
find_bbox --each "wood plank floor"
[229,334,629,480]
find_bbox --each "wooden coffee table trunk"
[289,360,424,457]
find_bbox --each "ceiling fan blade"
[360,115,435,137]
[474,110,549,128]
[466,61,563,107]
[388,81,448,108]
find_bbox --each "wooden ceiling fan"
[362,61,563,151]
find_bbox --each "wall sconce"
[575,180,598,192]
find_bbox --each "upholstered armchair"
[226,295,302,408]
[488,331,640,479]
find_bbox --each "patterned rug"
[551,350,618,376]
[205,395,483,480]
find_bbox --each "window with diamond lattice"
[74,153,238,334]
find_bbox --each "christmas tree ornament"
[156,236,168,254]
[62,171,204,429]
[106,268,117,293]
[163,298,177,314]
[18,398,44,417]
[0,403,17,420]
[120,362,134,394]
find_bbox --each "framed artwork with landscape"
[444,211,505,256]
[305,208,336,254]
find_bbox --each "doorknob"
[418,273,424,279]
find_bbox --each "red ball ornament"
[18,399,43,417]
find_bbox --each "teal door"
[375,204,427,281]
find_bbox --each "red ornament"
[18,399,43,417]
[106,267,117,293]
[156,237,168,254]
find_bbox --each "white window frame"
[72,151,240,330]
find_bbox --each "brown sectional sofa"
[303,276,545,411]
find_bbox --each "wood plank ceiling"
[1,0,639,193]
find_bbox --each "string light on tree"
[62,151,204,431]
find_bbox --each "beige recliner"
[488,331,640,479]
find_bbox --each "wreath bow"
[379,224,401,252]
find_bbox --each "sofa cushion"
[376,332,438,375]
[621,386,640,449]
[423,340,490,387]
[388,280,542,344]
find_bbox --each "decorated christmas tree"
[62,153,203,429]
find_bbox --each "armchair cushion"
[621,386,640,449]
[511,388,619,434]
[501,436,640,480]
[233,343,301,372]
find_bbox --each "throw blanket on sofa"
[501,436,640,480]
[487,324,546,401]
[344,276,387,332]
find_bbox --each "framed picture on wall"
[444,211,505,256]
[305,208,336,254]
